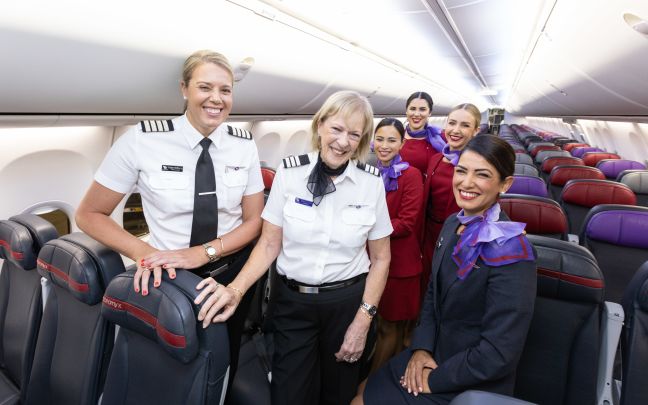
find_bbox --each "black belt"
[195,243,253,279]
[279,273,366,294]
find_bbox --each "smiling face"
[374,125,404,166]
[181,62,233,137]
[406,98,431,132]
[318,111,364,169]
[445,108,480,151]
[453,150,513,217]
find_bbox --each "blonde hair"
[310,91,374,162]
[182,50,233,85]
[448,103,481,128]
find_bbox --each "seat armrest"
[597,302,624,405]
[449,390,536,404]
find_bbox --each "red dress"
[420,153,460,293]
[400,139,441,178]
[378,166,424,321]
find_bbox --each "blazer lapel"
[431,216,459,314]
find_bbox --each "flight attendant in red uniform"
[371,118,424,371]
[420,103,482,293]
[400,92,445,177]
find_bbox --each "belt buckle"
[298,285,319,294]
[209,263,230,278]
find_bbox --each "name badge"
[161,165,183,172]
[348,204,368,209]
[295,197,313,207]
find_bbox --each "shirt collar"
[179,114,226,151]
[302,151,358,184]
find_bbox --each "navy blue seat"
[0,215,58,404]
[25,233,124,405]
[517,235,604,405]
[100,270,230,405]
[581,204,648,302]
[620,261,648,405]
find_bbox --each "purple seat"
[572,147,603,158]
[597,159,647,180]
[508,175,548,198]
[581,205,648,302]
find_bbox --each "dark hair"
[463,134,515,180]
[375,118,406,140]
[406,92,434,111]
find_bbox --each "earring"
[183,96,187,100]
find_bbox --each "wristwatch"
[202,243,220,263]
[360,302,377,317]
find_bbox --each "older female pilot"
[196,90,393,405]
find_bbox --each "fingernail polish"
[143,290,148,296]
[171,274,176,279]
[135,287,139,293]
[154,282,160,287]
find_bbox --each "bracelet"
[359,306,373,320]
[216,237,225,257]
[227,284,244,300]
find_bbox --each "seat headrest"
[549,165,605,186]
[596,160,646,179]
[261,167,276,190]
[583,205,648,249]
[500,194,567,236]
[561,179,636,207]
[530,145,560,157]
[571,146,603,158]
[0,214,58,269]
[102,271,205,364]
[621,261,648,313]
[563,143,589,152]
[527,235,604,303]
[582,152,620,167]
[541,156,584,173]
[616,170,648,193]
[508,176,548,198]
[534,150,570,164]
[37,232,125,305]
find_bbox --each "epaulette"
[227,125,253,140]
[283,154,310,169]
[356,162,380,176]
[140,120,174,133]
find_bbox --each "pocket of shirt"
[339,205,376,247]
[149,173,190,190]
[223,166,248,187]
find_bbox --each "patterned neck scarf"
[452,203,533,279]
[377,154,410,192]
[406,123,446,153]
[307,153,348,205]
[442,144,462,166]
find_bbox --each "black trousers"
[196,244,256,396]
[269,275,367,405]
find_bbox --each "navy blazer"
[410,212,537,396]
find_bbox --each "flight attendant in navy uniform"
[195,91,393,405]
[76,50,265,391]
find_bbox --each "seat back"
[555,139,580,148]
[581,205,648,302]
[616,170,648,207]
[508,175,548,198]
[534,150,571,165]
[25,233,124,405]
[548,165,606,201]
[100,270,230,405]
[563,143,589,152]
[260,167,276,203]
[514,163,539,177]
[499,194,568,240]
[515,153,534,166]
[516,235,604,405]
[540,156,584,181]
[571,146,603,158]
[530,145,560,157]
[582,152,620,167]
[620,261,648,405]
[0,215,58,403]
[596,159,646,180]
[561,180,636,234]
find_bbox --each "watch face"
[206,246,217,256]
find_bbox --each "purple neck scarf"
[406,124,446,153]
[442,144,462,166]
[377,154,410,192]
[452,203,532,280]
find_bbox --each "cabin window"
[38,209,71,236]
[123,193,149,237]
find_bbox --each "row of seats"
[0,215,229,405]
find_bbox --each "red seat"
[548,166,605,201]
[530,145,560,157]
[582,152,621,167]
[261,167,275,191]
[500,194,568,240]
[540,156,584,175]
[563,143,589,152]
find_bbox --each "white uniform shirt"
[95,115,264,250]
[262,152,393,284]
